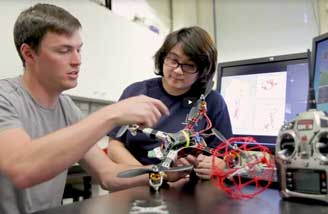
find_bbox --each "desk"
[33,181,327,214]
[63,165,92,202]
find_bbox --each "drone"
[117,93,275,198]
[117,94,217,191]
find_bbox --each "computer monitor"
[217,53,309,151]
[313,32,328,111]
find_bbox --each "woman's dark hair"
[154,26,217,96]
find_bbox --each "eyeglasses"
[164,57,197,74]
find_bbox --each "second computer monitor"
[217,53,309,149]
[313,32,328,111]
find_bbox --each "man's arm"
[107,139,141,165]
[0,95,168,188]
[80,145,148,192]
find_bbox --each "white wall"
[111,0,171,36]
[196,0,216,40]
[2,0,324,100]
[215,0,320,63]
[146,0,171,35]
[171,0,215,39]
[172,0,198,30]
[319,0,328,33]
[0,0,163,101]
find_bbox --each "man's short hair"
[14,3,81,66]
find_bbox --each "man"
[0,3,170,214]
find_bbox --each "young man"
[0,3,170,214]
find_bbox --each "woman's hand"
[194,154,226,180]
[164,155,194,182]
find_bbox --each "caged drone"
[117,94,275,198]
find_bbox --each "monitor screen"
[217,53,309,149]
[313,32,328,111]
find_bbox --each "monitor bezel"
[312,32,328,78]
[312,32,328,105]
[216,52,309,151]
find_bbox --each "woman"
[107,26,232,180]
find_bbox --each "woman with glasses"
[107,26,233,181]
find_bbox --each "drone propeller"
[116,125,129,138]
[158,164,193,172]
[211,128,227,142]
[116,124,142,138]
[212,128,252,158]
[117,165,194,178]
[117,167,153,178]
[204,80,214,98]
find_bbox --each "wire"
[211,135,275,199]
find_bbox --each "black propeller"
[162,165,193,172]
[204,80,214,98]
[117,165,194,178]
[117,167,153,178]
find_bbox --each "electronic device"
[117,95,213,191]
[313,32,328,112]
[275,32,328,203]
[276,109,328,202]
[217,53,310,152]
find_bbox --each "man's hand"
[109,95,169,128]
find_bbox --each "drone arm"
[107,139,141,165]
[159,150,178,169]
[141,128,170,143]
[185,94,207,129]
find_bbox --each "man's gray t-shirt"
[0,76,83,214]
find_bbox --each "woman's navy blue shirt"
[107,78,233,165]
